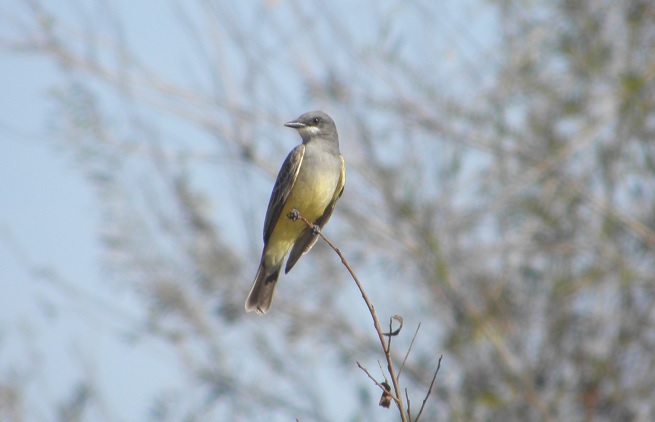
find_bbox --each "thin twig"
[386,317,393,353]
[356,361,397,398]
[377,360,388,383]
[398,322,421,380]
[291,211,408,422]
[415,355,443,421]
[405,388,412,421]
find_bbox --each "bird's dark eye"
[313,117,320,124]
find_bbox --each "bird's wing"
[285,154,345,273]
[263,144,305,244]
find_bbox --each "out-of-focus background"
[2,1,654,421]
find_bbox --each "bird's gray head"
[284,111,339,145]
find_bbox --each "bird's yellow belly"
[264,170,337,265]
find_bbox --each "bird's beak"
[284,120,306,129]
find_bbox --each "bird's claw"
[287,209,300,221]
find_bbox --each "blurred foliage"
[2,0,654,420]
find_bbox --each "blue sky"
[0,3,189,419]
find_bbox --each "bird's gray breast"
[291,140,341,213]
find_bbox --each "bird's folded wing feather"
[263,144,305,244]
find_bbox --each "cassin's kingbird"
[245,111,346,315]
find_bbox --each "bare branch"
[415,355,443,422]
[290,210,408,421]
[398,323,422,380]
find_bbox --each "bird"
[245,111,346,315]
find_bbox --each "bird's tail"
[245,261,281,315]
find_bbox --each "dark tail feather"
[245,262,281,315]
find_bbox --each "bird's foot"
[287,209,300,221]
